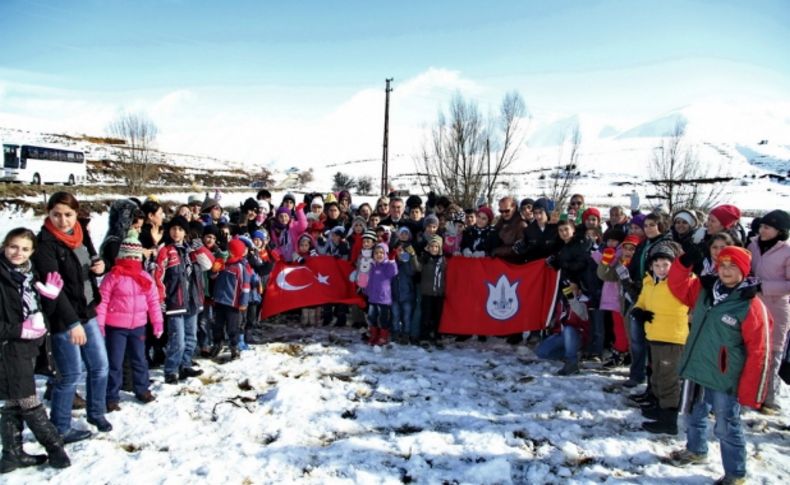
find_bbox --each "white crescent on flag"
[276,266,313,291]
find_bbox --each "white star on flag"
[316,273,330,285]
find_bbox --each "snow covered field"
[4,323,789,485]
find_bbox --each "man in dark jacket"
[489,197,527,263]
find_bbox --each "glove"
[190,239,203,251]
[35,272,64,300]
[615,264,631,281]
[546,255,560,270]
[601,248,616,266]
[462,248,473,257]
[512,239,526,255]
[211,260,225,273]
[20,312,47,340]
[295,202,306,213]
[349,270,358,283]
[630,308,654,325]
[679,242,704,269]
[630,190,640,211]
[405,246,416,256]
[473,250,486,258]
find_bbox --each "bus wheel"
[68,174,76,186]
[32,173,41,185]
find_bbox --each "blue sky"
[0,0,788,164]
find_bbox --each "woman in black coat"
[0,228,69,472]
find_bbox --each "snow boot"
[557,360,580,376]
[20,405,70,469]
[368,327,381,346]
[376,328,391,346]
[642,407,678,435]
[238,335,250,351]
[1,406,47,473]
[229,346,240,360]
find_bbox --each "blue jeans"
[628,314,647,383]
[411,293,422,338]
[165,313,198,376]
[536,326,581,362]
[367,303,392,330]
[197,306,214,350]
[50,318,109,434]
[105,326,149,402]
[685,387,746,479]
[391,300,413,336]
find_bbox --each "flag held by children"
[261,256,365,318]
[439,257,560,336]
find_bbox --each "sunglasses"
[500,209,512,214]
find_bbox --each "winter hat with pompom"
[117,229,144,261]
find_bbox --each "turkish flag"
[261,256,365,318]
[439,257,560,336]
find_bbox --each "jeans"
[197,306,214,350]
[165,313,198,376]
[50,318,109,434]
[410,294,422,339]
[536,326,581,362]
[391,300,413,336]
[588,309,605,356]
[628,314,647,383]
[367,303,392,330]
[105,326,149,402]
[686,387,746,479]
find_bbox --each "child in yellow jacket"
[630,242,688,435]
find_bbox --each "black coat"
[521,222,560,262]
[0,257,53,400]
[551,237,593,285]
[32,224,101,334]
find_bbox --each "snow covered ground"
[4,323,789,484]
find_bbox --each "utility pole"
[381,78,393,196]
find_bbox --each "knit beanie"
[602,227,626,244]
[423,214,439,228]
[717,246,751,277]
[241,197,259,213]
[621,234,641,248]
[227,238,247,262]
[203,224,220,238]
[477,206,494,222]
[710,204,741,229]
[201,198,220,213]
[406,195,423,209]
[520,198,535,208]
[375,242,389,254]
[276,206,291,217]
[362,230,377,242]
[673,209,699,228]
[117,229,144,261]
[169,215,190,233]
[532,198,555,213]
[252,229,268,241]
[760,209,790,232]
[582,207,601,223]
[630,213,647,229]
[397,226,412,237]
[429,235,443,247]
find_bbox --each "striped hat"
[117,229,144,261]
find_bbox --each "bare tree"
[107,112,159,192]
[356,175,373,195]
[548,123,582,211]
[417,91,528,208]
[648,120,728,213]
[296,168,314,188]
[332,171,356,192]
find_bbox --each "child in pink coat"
[96,230,163,409]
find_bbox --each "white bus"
[2,143,87,185]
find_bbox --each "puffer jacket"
[592,250,622,312]
[633,274,690,345]
[419,253,447,296]
[366,259,398,305]
[747,237,790,355]
[95,268,164,336]
[668,260,772,409]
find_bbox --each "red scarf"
[111,258,152,291]
[44,218,84,250]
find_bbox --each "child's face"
[651,258,671,279]
[630,224,645,238]
[398,231,410,242]
[327,205,340,219]
[606,238,619,249]
[558,224,575,242]
[476,213,489,227]
[373,247,386,262]
[424,223,438,236]
[220,228,231,238]
[409,207,423,221]
[170,226,185,243]
[3,236,34,266]
[298,238,311,253]
[253,237,264,248]
[331,232,342,243]
[362,238,375,249]
[427,242,441,256]
[203,234,216,248]
[353,222,365,234]
[465,213,476,226]
[369,216,380,228]
[278,212,290,225]
[455,221,465,233]
[621,244,636,259]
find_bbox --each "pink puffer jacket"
[96,270,164,336]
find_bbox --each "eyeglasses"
[499,209,512,214]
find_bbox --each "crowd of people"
[0,186,788,484]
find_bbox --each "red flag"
[439,257,560,336]
[261,256,365,318]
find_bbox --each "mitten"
[405,246,416,256]
[35,272,64,300]
[601,248,616,266]
[295,202,306,213]
[473,250,486,258]
[630,307,654,325]
[20,312,47,339]
[190,239,203,251]
[629,190,640,211]
[615,264,631,281]
[462,248,473,257]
